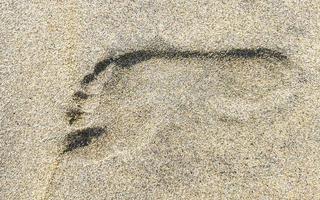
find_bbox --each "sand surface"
[1,1,320,199]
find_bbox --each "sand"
[1,0,320,199]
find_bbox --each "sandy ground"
[1,0,320,199]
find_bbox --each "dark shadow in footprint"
[63,127,106,153]
[80,48,288,85]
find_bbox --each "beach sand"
[1,1,320,199]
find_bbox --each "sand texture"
[1,1,320,199]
